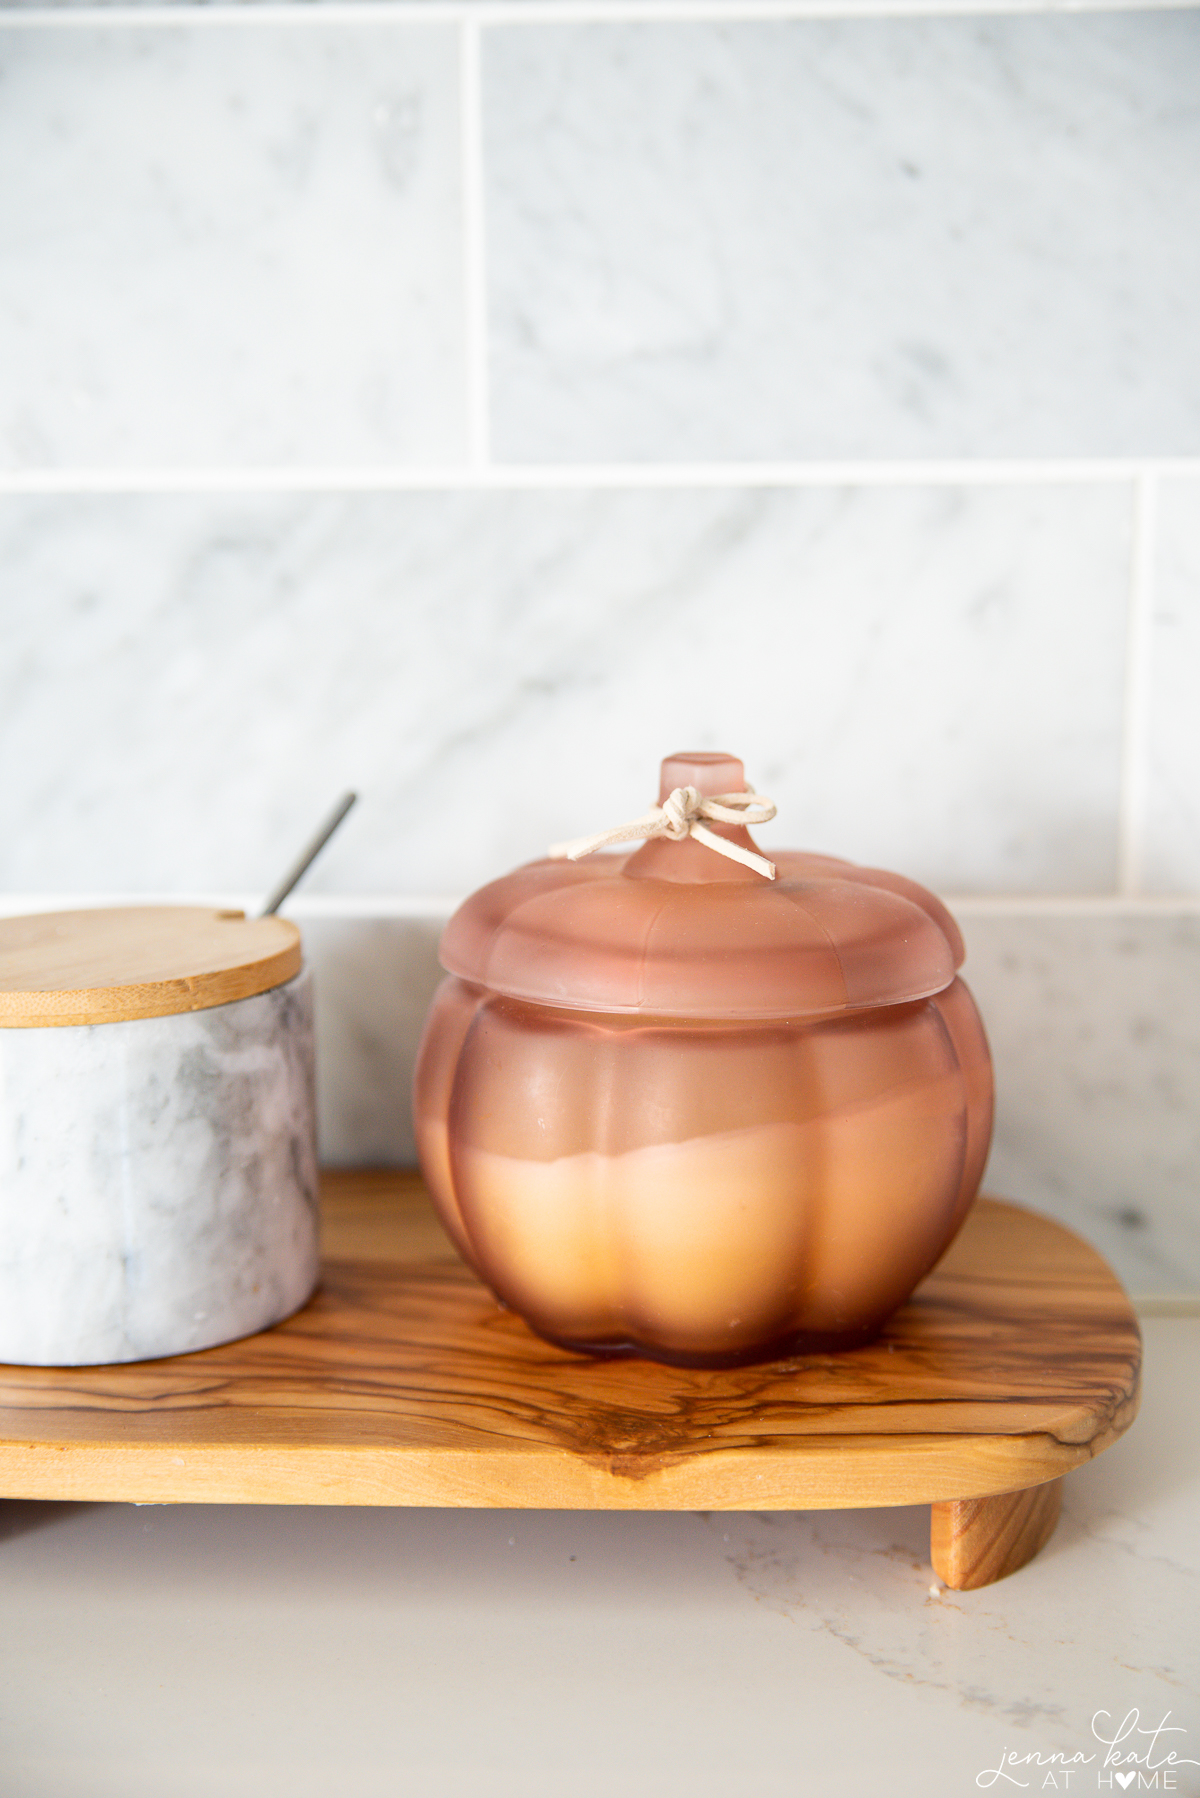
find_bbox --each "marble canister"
[0,910,319,1366]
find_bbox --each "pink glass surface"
[415,752,994,1365]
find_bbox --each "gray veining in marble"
[486,13,1200,462]
[1144,478,1200,895]
[0,969,318,1364]
[960,909,1200,1295]
[0,482,1130,899]
[0,24,465,467]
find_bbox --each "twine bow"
[550,786,777,880]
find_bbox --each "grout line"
[460,18,491,470]
[5,893,1200,920]
[0,893,463,920]
[2,459,1199,497]
[271,894,464,919]
[945,893,1200,916]
[1116,472,1158,896]
[2,0,1198,26]
[1133,1296,1200,1318]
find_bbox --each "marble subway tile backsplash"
[303,912,446,1168]
[1,0,1198,1279]
[959,908,1200,1298]
[0,481,1132,897]
[487,13,1200,463]
[1144,478,1200,894]
[0,24,466,468]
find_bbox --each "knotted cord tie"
[550,786,777,880]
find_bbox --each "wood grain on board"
[0,1172,1141,1515]
[931,1478,1065,1590]
[0,907,301,1026]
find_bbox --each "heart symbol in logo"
[1115,1775,1136,1790]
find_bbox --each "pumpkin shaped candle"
[413,752,993,1366]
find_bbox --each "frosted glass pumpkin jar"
[0,907,318,1366]
[414,754,993,1367]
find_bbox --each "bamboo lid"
[0,907,302,1028]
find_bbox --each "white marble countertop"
[0,1316,1196,1798]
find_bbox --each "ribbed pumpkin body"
[414,967,991,1364]
[414,749,994,1366]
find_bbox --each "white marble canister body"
[0,966,318,1366]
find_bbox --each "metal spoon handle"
[260,791,358,917]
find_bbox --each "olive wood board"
[0,1170,1140,1588]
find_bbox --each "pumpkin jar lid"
[0,906,302,1028]
[440,752,964,1022]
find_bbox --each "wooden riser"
[932,1477,1065,1589]
[0,1172,1140,1588]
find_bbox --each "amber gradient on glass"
[414,752,995,1365]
